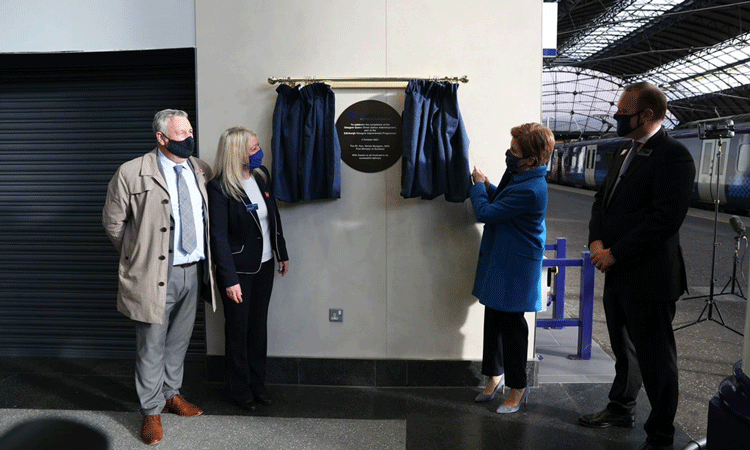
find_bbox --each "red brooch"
[265,192,270,197]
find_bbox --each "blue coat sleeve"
[469,182,538,224]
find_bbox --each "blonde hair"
[510,123,555,166]
[213,127,258,201]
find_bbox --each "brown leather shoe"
[162,395,203,417]
[140,415,163,445]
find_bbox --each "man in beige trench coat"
[102,109,218,445]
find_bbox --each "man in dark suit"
[579,82,696,450]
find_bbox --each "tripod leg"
[720,276,733,295]
[710,300,725,325]
[718,237,744,298]
[674,300,710,331]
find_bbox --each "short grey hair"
[152,109,189,135]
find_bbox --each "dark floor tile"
[406,360,482,387]
[298,358,374,386]
[407,416,503,450]
[375,360,407,387]
[247,385,386,419]
[266,357,299,384]
[0,358,99,376]
[86,359,135,377]
[0,373,135,412]
[0,357,696,450]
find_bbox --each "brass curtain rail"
[267,76,469,89]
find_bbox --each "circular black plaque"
[336,100,402,173]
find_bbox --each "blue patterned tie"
[174,165,197,253]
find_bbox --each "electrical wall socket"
[329,308,343,322]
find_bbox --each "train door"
[697,139,730,203]
[548,146,561,183]
[568,145,586,185]
[561,147,573,185]
[584,144,598,188]
[728,134,750,210]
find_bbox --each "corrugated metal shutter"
[0,48,205,359]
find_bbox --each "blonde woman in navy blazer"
[469,123,555,414]
[208,127,289,411]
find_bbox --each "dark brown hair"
[624,82,668,121]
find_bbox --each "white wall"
[0,0,542,361]
[0,0,194,52]
[196,0,543,360]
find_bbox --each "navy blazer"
[208,166,289,290]
[470,165,548,312]
[588,127,695,301]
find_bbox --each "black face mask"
[165,136,195,158]
[613,110,644,137]
[505,150,522,173]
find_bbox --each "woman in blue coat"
[208,127,289,410]
[470,123,555,414]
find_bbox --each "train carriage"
[547,120,750,212]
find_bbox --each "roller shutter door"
[0,48,205,358]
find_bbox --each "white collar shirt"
[157,149,206,265]
[611,126,662,196]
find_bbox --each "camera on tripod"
[698,119,735,140]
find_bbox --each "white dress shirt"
[242,175,273,263]
[157,150,206,265]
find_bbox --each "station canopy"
[545,0,750,140]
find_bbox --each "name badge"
[245,203,258,212]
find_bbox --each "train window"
[738,144,750,173]
[701,141,714,175]
[577,148,586,171]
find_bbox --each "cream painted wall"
[0,0,542,361]
[194,0,544,360]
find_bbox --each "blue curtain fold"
[272,83,341,203]
[401,80,471,202]
[271,84,302,203]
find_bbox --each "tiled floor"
[0,328,696,450]
[535,311,616,384]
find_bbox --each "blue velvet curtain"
[272,83,341,203]
[400,80,471,202]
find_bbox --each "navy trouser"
[603,281,678,446]
[481,307,528,389]
[222,260,275,403]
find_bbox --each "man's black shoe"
[255,393,273,406]
[234,398,256,411]
[579,408,635,428]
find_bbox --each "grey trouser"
[134,264,199,416]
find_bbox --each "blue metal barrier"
[536,237,595,360]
